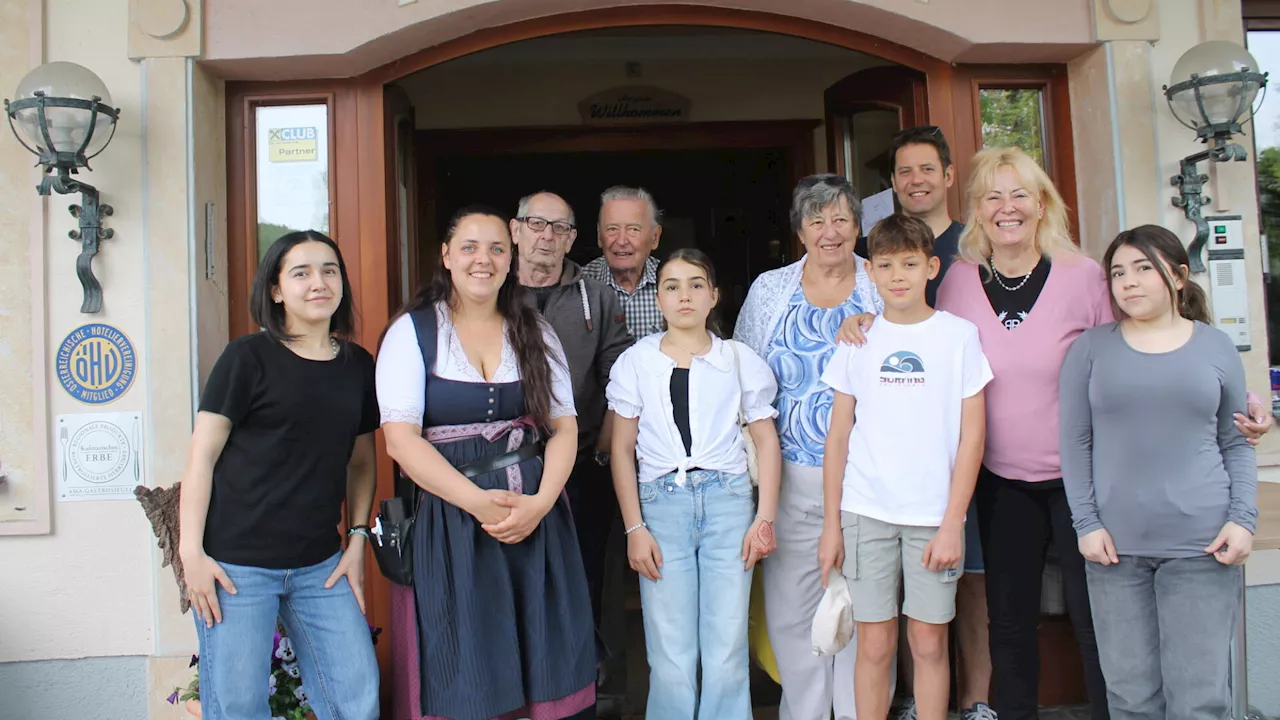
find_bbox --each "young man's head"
[890,125,955,220]
[866,213,941,312]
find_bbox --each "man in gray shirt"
[512,191,634,654]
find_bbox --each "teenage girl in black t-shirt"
[178,231,380,720]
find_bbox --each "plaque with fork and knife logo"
[56,412,143,501]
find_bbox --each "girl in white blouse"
[606,248,783,719]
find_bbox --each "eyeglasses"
[518,216,575,236]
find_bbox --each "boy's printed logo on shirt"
[879,351,926,386]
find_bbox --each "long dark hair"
[390,205,561,425]
[1103,224,1210,324]
[251,230,356,343]
[657,248,724,336]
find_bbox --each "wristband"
[347,525,371,541]
[624,522,647,535]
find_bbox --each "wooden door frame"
[950,64,1078,239]
[223,4,1079,706]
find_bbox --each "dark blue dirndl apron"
[405,307,596,720]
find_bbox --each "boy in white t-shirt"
[817,213,992,720]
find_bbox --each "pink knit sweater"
[937,255,1113,482]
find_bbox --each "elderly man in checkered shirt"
[583,185,664,339]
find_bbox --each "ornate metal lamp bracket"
[1171,141,1247,274]
[41,167,114,313]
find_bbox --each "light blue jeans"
[638,469,756,720]
[194,551,379,720]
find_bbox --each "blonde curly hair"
[957,146,1080,271]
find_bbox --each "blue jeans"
[1086,554,1241,720]
[638,469,756,720]
[194,551,379,720]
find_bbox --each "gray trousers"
[763,461,896,720]
[1085,554,1242,720]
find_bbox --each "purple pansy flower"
[268,673,277,696]
[274,636,295,662]
[166,690,179,705]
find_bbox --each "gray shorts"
[840,511,961,625]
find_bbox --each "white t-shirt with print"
[820,310,993,527]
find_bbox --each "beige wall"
[0,0,47,534]
[1119,0,1280,465]
[0,0,157,662]
[0,4,212,716]
[202,0,1096,81]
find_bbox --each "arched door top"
[202,1,1097,82]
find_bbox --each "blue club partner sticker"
[57,323,137,404]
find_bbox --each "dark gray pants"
[1086,554,1242,720]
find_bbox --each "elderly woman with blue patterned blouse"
[734,174,885,720]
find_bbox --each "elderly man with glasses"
[511,192,634,672]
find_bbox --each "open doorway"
[423,132,812,332]
[371,22,1086,719]
[387,26,886,716]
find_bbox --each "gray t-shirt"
[1059,321,1257,558]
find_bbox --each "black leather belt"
[455,442,544,478]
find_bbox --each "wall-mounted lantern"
[1163,41,1267,273]
[5,62,120,313]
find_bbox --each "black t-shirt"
[199,333,379,569]
[670,368,693,456]
[982,256,1051,331]
[928,221,964,306]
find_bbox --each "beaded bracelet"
[347,525,372,541]
[624,522,647,535]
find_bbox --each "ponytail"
[1178,277,1211,325]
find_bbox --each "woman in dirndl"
[376,205,597,720]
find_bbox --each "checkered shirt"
[583,256,663,338]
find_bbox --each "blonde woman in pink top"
[934,148,1111,720]
[933,148,1273,720]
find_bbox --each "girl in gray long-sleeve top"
[1059,224,1257,720]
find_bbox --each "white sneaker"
[963,702,999,720]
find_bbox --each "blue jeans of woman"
[638,469,756,719]
[1086,554,1242,720]
[194,551,379,720]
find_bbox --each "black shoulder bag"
[370,308,438,587]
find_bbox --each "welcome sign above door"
[579,86,691,125]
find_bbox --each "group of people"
[176,124,1274,720]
